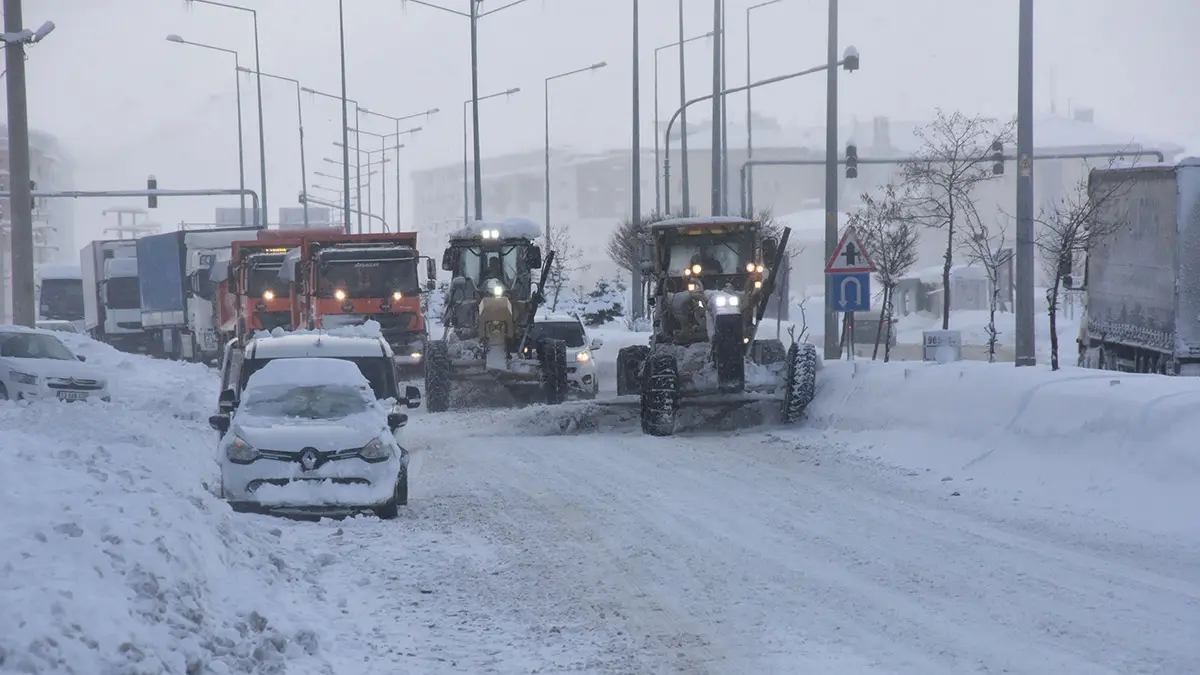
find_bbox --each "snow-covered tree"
[959,214,1011,363]
[850,184,919,362]
[539,225,590,312]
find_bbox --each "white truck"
[136,226,261,363]
[35,264,85,332]
[80,239,149,352]
[1078,157,1200,374]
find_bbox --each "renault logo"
[299,448,320,471]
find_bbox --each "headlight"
[359,437,391,462]
[392,291,403,301]
[334,289,347,301]
[10,371,37,385]
[225,435,259,464]
[410,351,422,359]
[691,264,702,275]
[262,290,275,300]
[576,350,590,363]
[746,263,756,272]
[485,278,505,297]
[714,294,740,308]
[754,280,763,289]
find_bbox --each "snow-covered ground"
[3,329,1198,673]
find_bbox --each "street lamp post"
[654,31,713,214]
[404,0,530,221]
[325,156,390,230]
[745,0,782,217]
[710,0,722,216]
[302,87,361,232]
[359,106,438,229]
[1015,0,1035,366]
[183,0,267,227]
[676,0,691,214]
[238,66,308,228]
[545,62,608,241]
[461,88,521,224]
[338,134,411,230]
[1,11,55,326]
[166,35,247,223]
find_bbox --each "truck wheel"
[539,338,569,405]
[616,345,650,396]
[783,342,818,424]
[425,340,452,413]
[640,352,679,436]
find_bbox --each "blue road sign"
[828,271,871,312]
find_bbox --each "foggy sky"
[13,0,1200,240]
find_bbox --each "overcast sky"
[15,0,1200,237]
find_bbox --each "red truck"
[292,231,437,376]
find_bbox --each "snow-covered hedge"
[0,337,330,674]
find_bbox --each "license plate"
[58,391,87,401]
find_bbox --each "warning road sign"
[824,226,876,274]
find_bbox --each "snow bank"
[0,335,332,673]
[808,360,1200,537]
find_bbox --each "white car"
[0,325,110,403]
[532,313,603,399]
[209,356,411,519]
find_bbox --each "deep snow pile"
[0,336,333,674]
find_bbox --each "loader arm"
[747,226,791,349]
[518,250,556,352]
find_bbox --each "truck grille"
[255,311,292,332]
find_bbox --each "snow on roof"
[536,313,581,323]
[247,332,390,359]
[449,217,542,240]
[35,264,81,280]
[244,356,371,390]
[252,319,384,342]
[651,216,756,229]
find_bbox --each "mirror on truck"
[441,249,455,272]
[763,237,779,265]
[425,257,436,281]
[526,245,542,271]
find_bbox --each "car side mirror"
[441,249,454,272]
[763,237,779,264]
[218,388,237,413]
[403,385,422,409]
[526,245,542,271]
[76,354,86,362]
[209,414,231,434]
[590,338,603,350]
[387,412,408,431]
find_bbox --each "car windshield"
[241,383,373,420]
[532,321,586,348]
[37,322,77,333]
[0,332,75,360]
[39,278,84,320]
[318,259,419,298]
[452,244,525,295]
[667,235,751,277]
[247,262,289,298]
[239,356,394,401]
[105,276,141,310]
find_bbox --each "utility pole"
[677,0,691,214]
[337,0,352,233]
[631,0,644,318]
[709,0,722,216]
[4,0,35,326]
[1014,0,1036,366]
[470,0,484,221]
[823,0,839,360]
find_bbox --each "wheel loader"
[615,216,818,436]
[423,218,569,412]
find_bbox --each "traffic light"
[845,143,858,179]
[991,141,1004,175]
[147,175,158,208]
[29,180,35,211]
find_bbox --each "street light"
[303,87,362,232]
[238,66,309,228]
[745,0,782,217]
[324,156,389,229]
[182,0,267,227]
[359,106,437,230]
[654,31,713,213]
[166,34,247,222]
[403,0,530,220]
[346,124,422,229]
[545,61,608,240]
[462,87,521,224]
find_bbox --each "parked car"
[0,325,111,402]
[35,320,80,334]
[216,332,421,422]
[531,313,603,399]
[209,357,411,519]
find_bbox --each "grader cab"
[615,216,819,436]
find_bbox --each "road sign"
[828,271,871,312]
[825,226,876,273]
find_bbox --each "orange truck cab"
[295,232,437,376]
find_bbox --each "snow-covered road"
[4,334,1199,674]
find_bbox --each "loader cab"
[440,231,542,302]
[647,217,770,294]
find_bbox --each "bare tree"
[606,210,685,273]
[959,211,1011,363]
[1036,159,1132,370]
[540,225,590,311]
[849,183,919,361]
[901,109,1014,329]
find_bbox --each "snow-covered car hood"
[2,356,105,382]
[232,414,386,452]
